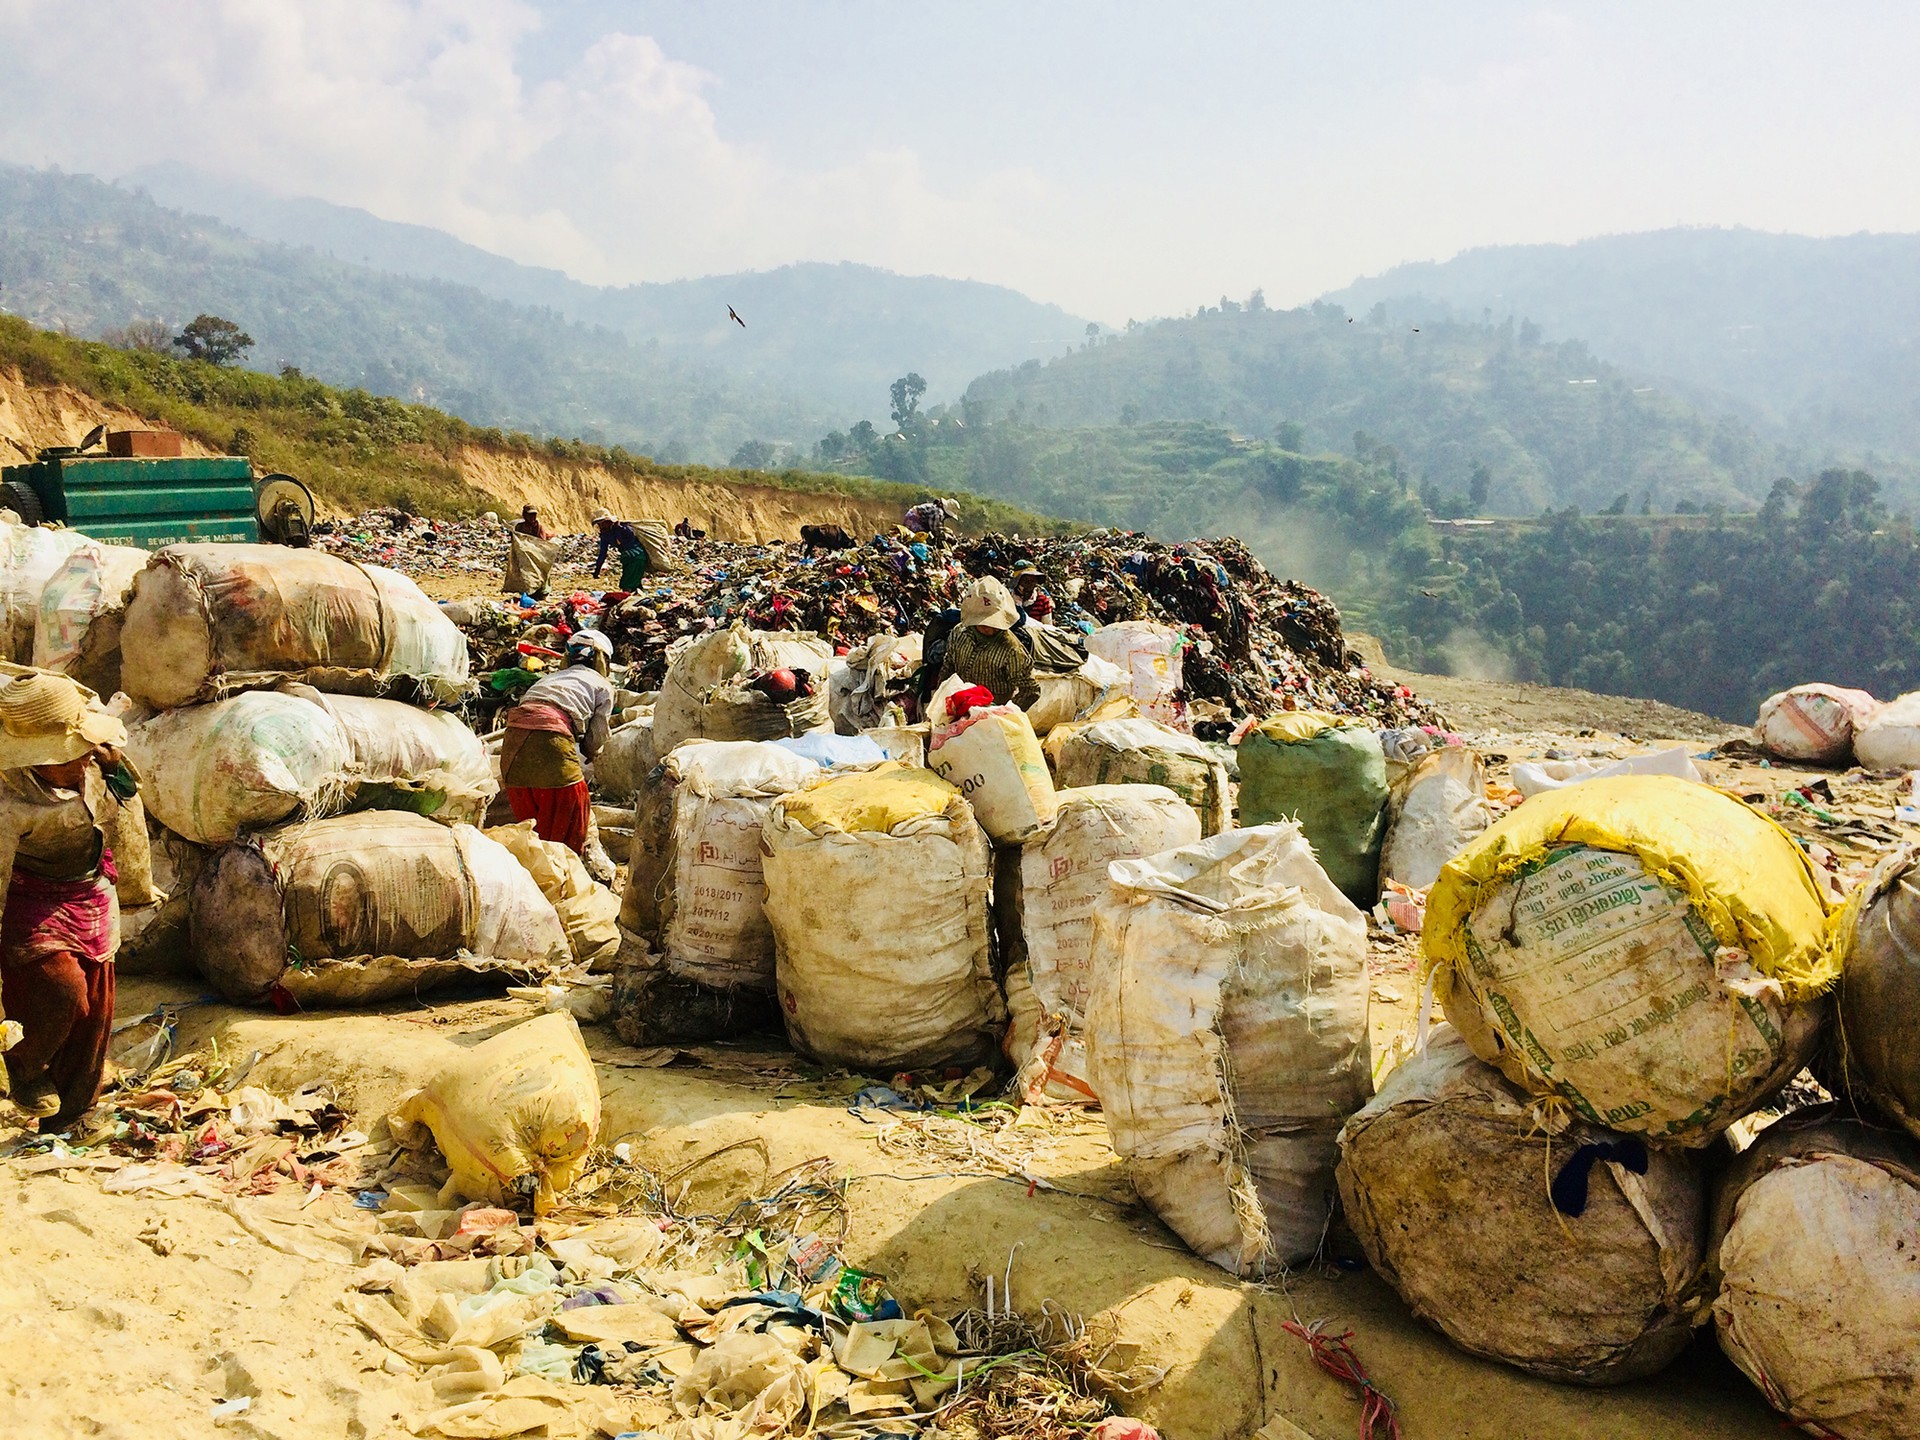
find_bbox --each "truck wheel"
[0,481,44,525]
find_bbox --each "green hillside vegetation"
[0,166,827,463]
[811,398,1918,721]
[1326,228,1920,483]
[1434,471,1920,721]
[0,316,1065,535]
[957,298,1782,515]
[132,164,1093,416]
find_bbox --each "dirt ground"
[0,629,1861,1440]
[4,971,1787,1440]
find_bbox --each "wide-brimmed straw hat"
[958,576,1019,631]
[0,671,126,769]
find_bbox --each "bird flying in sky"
[728,306,746,328]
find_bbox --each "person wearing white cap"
[499,630,616,854]
[937,576,1038,709]
[902,497,960,544]
[0,670,140,1131]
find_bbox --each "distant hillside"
[957,300,1782,515]
[0,314,1065,540]
[0,166,829,463]
[820,410,1920,722]
[129,164,1092,416]
[1324,228,1920,478]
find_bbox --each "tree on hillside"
[889,372,927,431]
[103,316,173,353]
[1469,462,1492,511]
[174,314,254,365]
[1273,420,1305,452]
[730,439,775,470]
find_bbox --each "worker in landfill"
[498,630,615,854]
[902,497,959,544]
[0,673,140,1132]
[1010,560,1055,621]
[515,505,551,540]
[591,509,654,591]
[937,576,1039,709]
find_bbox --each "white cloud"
[0,0,1073,301]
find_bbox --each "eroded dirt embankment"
[0,366,907,545]
[0,367,219,463]
[451,446,906,543]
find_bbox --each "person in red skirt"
[499,630,615,853]
[0,671,140,1132]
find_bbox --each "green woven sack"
[1236,715,1388,905]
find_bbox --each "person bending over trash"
[499,631,614,853]
[0,672,141,1132]
[938,576,1039,709]
[902,497,959,544]
[592,509,652,591]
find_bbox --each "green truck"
[0,427,313,548]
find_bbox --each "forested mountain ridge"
[0,165,832,462]
[126,163,1093,419]
[1324,228,1920,477]
[957,298,1784,515]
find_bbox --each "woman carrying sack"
[0,672,140,1131]
[592,510,653,592]
[499,630,615,853]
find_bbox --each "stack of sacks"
[1834,844,1920,1139]
[1709,1108,1920,1438]
[653,623,833,753]
[32,537,149,695]
[1753,683,1879,765]
[827,632,921,734]
[998,784,1201,1103]
[1085,823,1372,1274]
[1337,1025,1711,1384]
[0,519,91,662]
[1085,620,1186,728]
[613,740,821,1045]
[1045,716,1231,836]
[1023,654,1132,737]
[761,765,1001,1072]
[111,544,577,1006]
[926,683,1058,845]
[1234,712,1389,907]
[1336,774,1843,1386]
[1854,691,1920,771]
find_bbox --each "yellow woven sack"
[391,1012,601,1214]
[778,763,959,835]
[1253,710,1358,744]
[1422,774,1837,1143]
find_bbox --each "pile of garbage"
[1,1011,368,1204]
[323,508,1431,728]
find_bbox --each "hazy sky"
[2,1,1917,319]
